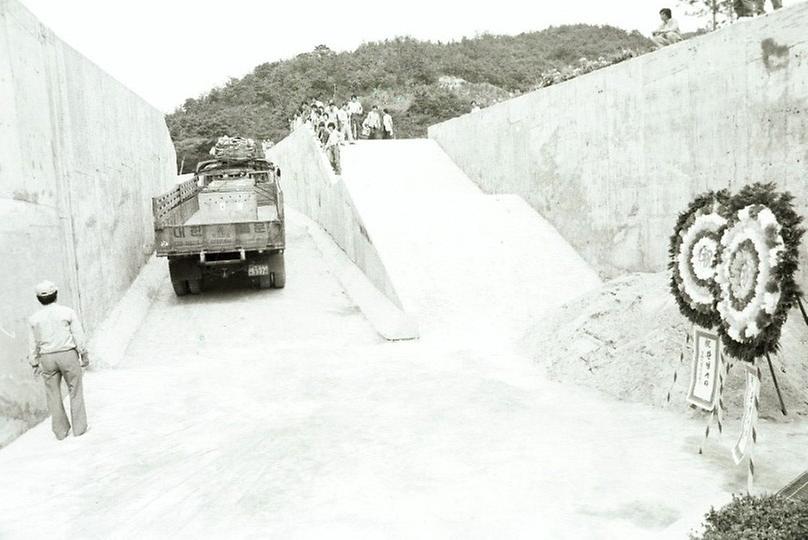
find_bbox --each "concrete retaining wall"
[267,128,417,339]
[0,0,176,433]
[429,4,808,285]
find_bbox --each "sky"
[14,0,792,112]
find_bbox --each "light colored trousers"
[340,122,353,142]
[737,0,782,16]
[40,349,87,439]
[652,32,682,47]
[350,114,362,139]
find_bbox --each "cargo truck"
[152,158,285,295]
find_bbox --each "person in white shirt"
[324,122,342,174]
[651,8,682,48]
[337,103,353,143]
[382,109,395,139]
[347,95,364,140]
[364,105,382,139]
[28,281,89,440]
[471,101,481,113]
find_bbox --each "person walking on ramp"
[324,122,342,175]
[28,281,89,440]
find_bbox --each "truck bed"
[185,205,280,225]
[153,178,284,257]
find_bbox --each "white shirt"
[28,303,87,364]
[382,113,394,133]
[348,101,363,115]
[657,18,680,34]
[324,130,342,149]
[365,110,381,129]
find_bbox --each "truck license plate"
[248,264,269,276]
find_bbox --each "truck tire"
[272,268,286,289]
[270,253,285,289]
[172,280,189,296]
[188,279,202,295]
[257,275,272,289]
[169,258,199,297]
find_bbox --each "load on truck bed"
[152,158,285,296]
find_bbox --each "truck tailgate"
[155,220,284,256]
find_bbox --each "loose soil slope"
[525,272,808,421]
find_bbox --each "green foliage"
[392,86,471,137]
[677,0,736,30]
[692,494,808,539]
[166,25,653,169]
[534,48,647,89]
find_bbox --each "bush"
[532,47,651,89]
[167,25,654,169]
[692,494,808,539]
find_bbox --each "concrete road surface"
[1,175,806,539]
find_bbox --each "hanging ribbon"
[668,326,692,404]
[732,361,761,492]
[697,347,726,454]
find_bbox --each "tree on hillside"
[677,0,736,30]
[165,25,654,170]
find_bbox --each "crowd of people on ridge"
[290,95,395,175]
[283,3,787,173]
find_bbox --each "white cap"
[35,280,58,296]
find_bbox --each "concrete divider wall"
[429,4,808,285]
[0,0,176,430]
[267,128,416,339]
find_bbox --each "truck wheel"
[272,269,286,289]
[172,280,189,296]
[188,279,202,295]
[270,253,286,289]
[257,276,272,289]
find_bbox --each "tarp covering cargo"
[211,136,263,161]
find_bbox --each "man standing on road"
[28,281,89,440]
[348,95,363,140]
[337,102,353,144]
[382,109,395,139]
[364,105,382,139]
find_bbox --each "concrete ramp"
[267,127,418,340]
[341,139,602,344]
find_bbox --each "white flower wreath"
[715,205,784,343]
[675,209,727,312]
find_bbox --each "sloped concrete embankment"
[429,3,808,288]
[428,4,808,414]
[0,0,176,445]
[266,128,418,340]
[340,139,602,344]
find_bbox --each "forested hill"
[166,24,653,169]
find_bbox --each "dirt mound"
[523,272,808,421]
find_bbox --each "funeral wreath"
[713,183,804,362]
[669,190,731,329]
